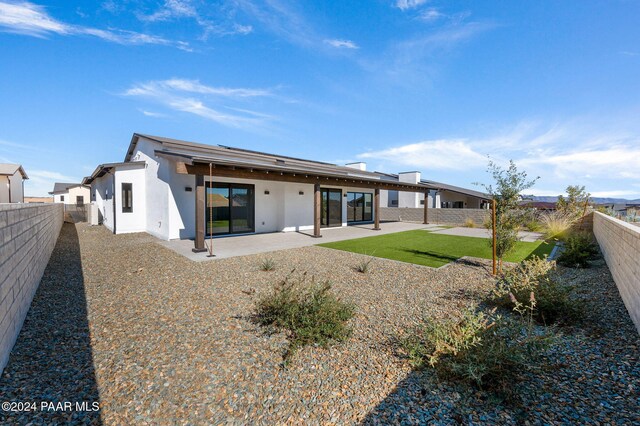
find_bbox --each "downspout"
[7,176,12,203]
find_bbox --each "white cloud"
[418,8,443,22]
[395,0,428,11]
[324,39,359,49]
[358,139,486,171]
[138,0,197,22]
[0,1,69,36]
[0,1,191,50]
[139,109,167,118]
[24,169,79,197]
[358,118,640,198]
[124,78,276,128]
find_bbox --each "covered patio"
[157,221,444,260]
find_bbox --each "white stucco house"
[49,183,91,205]
[83,134,436,251]
[379,171,490,210]
[0,164,28,203]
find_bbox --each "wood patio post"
[313,183,321,238]
[192,174,207,252]
[423,191,429,224]
[374,188,381,230]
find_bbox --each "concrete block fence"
[380,207,490,226]
[0,203,64,373]
[593,212,640,333]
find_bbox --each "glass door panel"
[364,193,373,221]
[231,187,254,233]
[328,190,342,227]
[207,187,230,235]
[346,192,356,222]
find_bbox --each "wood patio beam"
[179,162,431,193]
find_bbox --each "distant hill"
[523,195,640,204]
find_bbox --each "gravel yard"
[1,222,638,424]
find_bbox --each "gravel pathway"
[1,223,638,424]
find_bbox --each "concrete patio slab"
[158,222,442,261]
[430,226,544,242]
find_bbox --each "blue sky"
[1,0,639,198]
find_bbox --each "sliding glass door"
[206,183,255,235]
[321,188,342,228]
[346,192,373,223]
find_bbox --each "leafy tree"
[479,160,538,272]
[556,185,591,220]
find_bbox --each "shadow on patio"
[0,223,101,424]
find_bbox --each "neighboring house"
[49,183,91,206]
[378,171,490,209]
[82,133,436,251]
[0,163,28,203]
[520,201,557,211]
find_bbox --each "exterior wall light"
[264,190,270,195]
[299,191,304,195]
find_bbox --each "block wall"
[0,203,64,373]
[593,212,640,333]
[380,207,490,226]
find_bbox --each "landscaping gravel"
[1,222,638,424]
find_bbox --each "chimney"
[398,171,421,184]
[345,162,367,171]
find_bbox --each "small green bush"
[260,257,276,271]
[557,231,598,268]
[355,257,374,273]
[254,272,355,363]
[491,256,583,325]
[402,307,554,390]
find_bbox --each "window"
[76,196,84,206]
[60,195,64,202]
[122,183,133,213]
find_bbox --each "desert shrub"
[557,231,598,268]
[491,256,583,325]
[402,307,554,391]
[355,257,374,273]
[482,215,492,230]
[260,257,276,271]
[540,211,575,239]
[463,218,476,228]
[523,216,543,232]
[254,272,355,363]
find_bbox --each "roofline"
[48,183,90,195]
[0,164,28,179]
[82,161,146,185]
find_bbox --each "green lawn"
[318,230,554,268]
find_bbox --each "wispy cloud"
[123,78,277,128]
[367,20,496,82]
[357,118,640,197]
[395,0,428,11]
[234,0,356,51]
[0,1,191,50]
[139,109,168,118]
[137,0,253,38]
[324,39,359,49]
[24,169,79,197]
[418,8,443,22]
[359,140,485,171]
